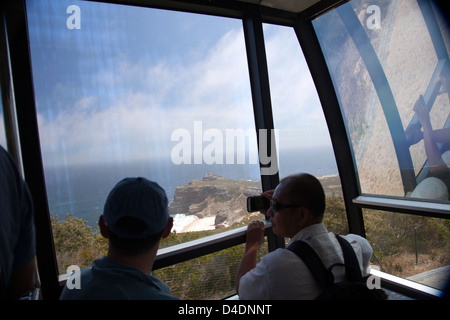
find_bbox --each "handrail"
[153,221,273,270]
[353,195,450,219]
[58,221,273,282]
[370,268,443,299]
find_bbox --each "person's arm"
[432,127,450,144]
[414,96,448,175]
[235,221,265,294]
[7,258,36,299]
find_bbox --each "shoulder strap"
[287,240,334,290]
[287,235,364,286]
[334,234,363,282]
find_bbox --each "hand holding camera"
[246,190,274,213]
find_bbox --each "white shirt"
[238,223,373,300]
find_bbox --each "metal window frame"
[370,268,443,300]
[354,195,450,219]
[242,9,285,251]
[2,0,448,300]
[2,1,60,300]
[0,12,21,170]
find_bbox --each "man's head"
[99,177,173,256]
[266,173,325,238]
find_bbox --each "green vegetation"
[51,195,450,299]
[363,211,450,277]
[51,214,107,273]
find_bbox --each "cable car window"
[364,209,449,292]
[26,0,261,279]
[264,24,345,231]
[313,0,450,202]
[264,24,339,180]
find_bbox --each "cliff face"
[169,173,262,228]
[169,173,342,229]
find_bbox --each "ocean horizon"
[44,146,339,231]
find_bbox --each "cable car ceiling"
[236,0,322,13]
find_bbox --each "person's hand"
[405,123,423,145]
[236,220,266,293]
[414,95,431,129]
[259,190,274,215]
[261,189,274,200]
[245,221,265,250]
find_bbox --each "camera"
[247,195,270,212]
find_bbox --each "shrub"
[51,213,106,273]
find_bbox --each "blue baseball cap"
[103,177,170,239]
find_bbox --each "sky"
[2,0,333,169]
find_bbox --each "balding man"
[236,173,373,300]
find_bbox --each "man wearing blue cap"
[60,177,178,300]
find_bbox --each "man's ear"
[99,215,109,239]
[161,217,173,239]
[299,207,320,226]
[298,207,310,226]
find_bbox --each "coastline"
[181,216,217,233]
[172,173,341,233]
[171,213,217,233]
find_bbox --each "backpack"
[287,234,386,300]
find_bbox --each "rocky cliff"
[169,173,261,228]
[169,173,342,229]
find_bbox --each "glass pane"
[27,0,261,276]
[264,24,342,196]
[154,242,268,300]
[364,209,449,292]
[313,0,450,201]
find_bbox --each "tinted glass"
[26,0,261,277]
[313,0,450,202]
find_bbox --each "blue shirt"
[0,147,35,298]
[60,256,178,300]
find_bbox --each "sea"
[44,146,338,232]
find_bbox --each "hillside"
[169,173,342,230]
[169,173,261,229]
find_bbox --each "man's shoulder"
[60,262,179,300]
[260,247,306,269]
[340,233,372,251]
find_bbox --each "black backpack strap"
[287,235,364,285]
[334,234,363,282]
[287,240,334,290]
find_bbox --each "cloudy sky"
[1,0,332,169]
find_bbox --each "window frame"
[1,0,447,300]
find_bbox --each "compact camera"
[246,195,270,212]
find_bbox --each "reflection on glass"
[26,0,261,275]
[313,0,450,201]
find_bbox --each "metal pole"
[414,226,418,264]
